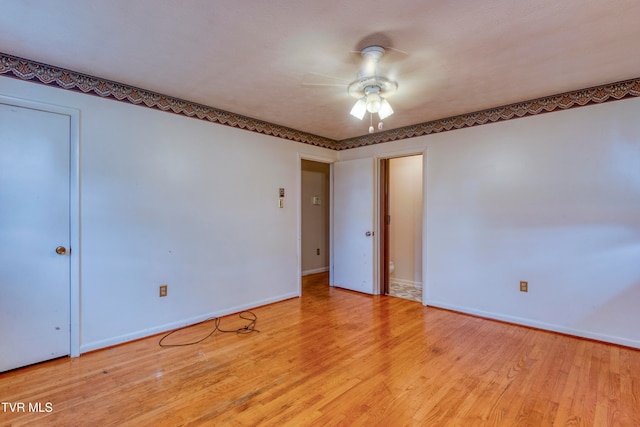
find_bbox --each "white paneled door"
[333,157,375,294]
[0,102,71,372]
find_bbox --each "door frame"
[297,152,335,295]
[374,149,427,303]
[1,95,81,357]
[379,158,390,295]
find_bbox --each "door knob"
[55,246,67,255]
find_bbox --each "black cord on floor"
[158,311,259,348]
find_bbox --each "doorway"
[380,155,423,302]
[0,99,78,371]
[300,159,331,291]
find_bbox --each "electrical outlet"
[159,284,168,297]
[520,281,528,292]
[316,248,320,255]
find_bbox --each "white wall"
[0,76,336,352]
[339,97,640,348]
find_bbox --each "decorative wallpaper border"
[338,78,640,150]
[0,53,337,149]
[2,52,639,151]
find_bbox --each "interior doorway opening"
[380,155,423,302]
[301,159,331,292]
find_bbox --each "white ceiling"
[1,0,640,141]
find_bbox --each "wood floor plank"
[1,272,639,426]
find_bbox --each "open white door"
[333,157,375,294]
[0,102,71,372]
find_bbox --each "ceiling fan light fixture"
[366,92,382,113]
[378,99,394,119]
[350,98,367,120]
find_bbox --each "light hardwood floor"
[1,272,639,426]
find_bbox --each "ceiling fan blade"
[386,46,409,56]
[303,72,350,83]
[302,82,347,87]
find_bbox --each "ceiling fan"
[303,43,400,134]
[347,45,398,133]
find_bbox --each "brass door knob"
[55,246,67,255]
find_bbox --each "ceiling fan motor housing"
[348,76,398,100]
[348,45,398,100]
[361,45,385,63]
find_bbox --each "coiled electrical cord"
[159,311,259,348]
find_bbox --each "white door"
[0,102,71,372]
[333,157,375,294]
